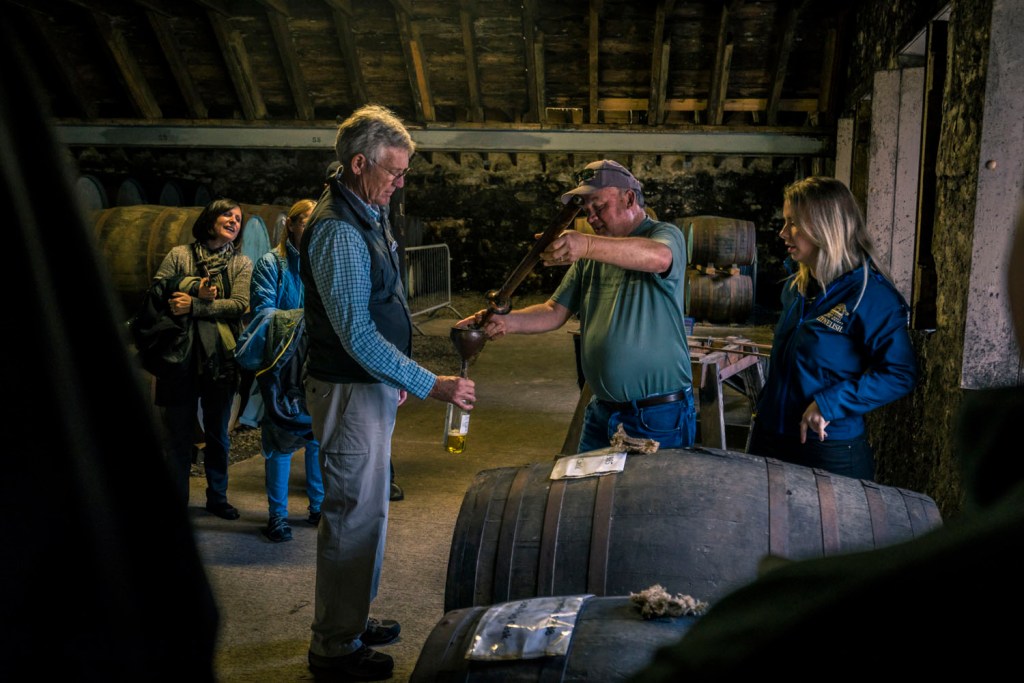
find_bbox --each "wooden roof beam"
[766,0,805,126]
[146,10,208,118]
[588,0,602,124]
[648,0,676,126]
[322,0,353,17]
[522,0,541,123]
[253,0,291,16]
[533,30,547,124]
[207,11,267,120]
[266,11,315,120]
[93,12,162,119]
[325,2,368,107]
[192,0,231,16]
[707,0,742,126]
[389,1,435,122]
[459,0,484,122]
[816,27,839,126]
[23,10,97,118]
[596,96,818,112]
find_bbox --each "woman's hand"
[197,278,218,301]
[169,291,193,316]
[799,400,830,443]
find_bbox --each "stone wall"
[849,0,994,518]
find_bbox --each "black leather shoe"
[307,509,322,526]
[361,618,400,646]
[389,482,404,502]
[308,645,393,680]
[205,501,240,520]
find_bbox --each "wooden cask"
[445,448,942,611]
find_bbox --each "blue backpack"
[235,307,312,438]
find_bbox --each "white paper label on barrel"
[550,451,627,480]
[465,595,593,661]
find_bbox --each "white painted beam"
[54,124,829,156]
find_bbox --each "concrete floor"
[189,313,768,682]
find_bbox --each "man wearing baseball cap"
[459,159,695,452]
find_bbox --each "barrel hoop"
[538,479,568,597]
[899,487,943,533]
[862,482,890,547]
[494,467,532,603]
[587,473,618,596]
[436,607,486,675]
[463,472,511,611]
[537,597,591,683]
[814,469,841,553]
[766,458,790,558]
[146,207,176,282]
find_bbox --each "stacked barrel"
[676,215,757,324]
[89,203,288,315]
[411,446,943,681]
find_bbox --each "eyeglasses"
[367,158,411,181]
[573,166,633,185]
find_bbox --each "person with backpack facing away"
[248,199,324,542]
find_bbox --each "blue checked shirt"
[306,192,436,399]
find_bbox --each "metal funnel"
[450,325,487,368]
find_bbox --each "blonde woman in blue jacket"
[748,177,918,480]
[249,199,324,542]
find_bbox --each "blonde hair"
[277,199,316,257]
[783,177,889,296]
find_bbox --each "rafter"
[594,96,819,112]
[522,0,540,123]
[253,0,290,16]
[24,10,97,118]
[146,10,207,118]
[459,0,484,122]
[390,1,435,122]
[817,27,839,125]
[588,0,602,124]
[321,0,353,17]
[267,10,314,120]
[707,0,742,126]
[192,0,230,16]
[765,0,805,126]
[207,10,267,120]
[93,11,162,119]
[648,0,675,125]
[326,4,368,107]
[533,31,547,124]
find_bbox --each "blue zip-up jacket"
[755,263,918,441]
[250,241,304,315]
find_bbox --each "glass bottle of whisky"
[444,403,471,454]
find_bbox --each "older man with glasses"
[460,159,695,453]
[301,104,475,680]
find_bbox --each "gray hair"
[334,104,415,167]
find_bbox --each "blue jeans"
[578,390,696,453]
[748,426,875,481]
[264,421,323,518]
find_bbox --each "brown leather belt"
[598,388,691,413]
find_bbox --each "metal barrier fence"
[405,244,461,332]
